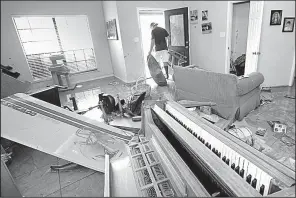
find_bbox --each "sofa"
[172,66,264,121]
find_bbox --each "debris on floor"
[227,127,254,146]
[267,121,287,133]
[284,94,295,99]
[255,127,267,136]
[261,87,272,92]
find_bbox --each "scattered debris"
[267,121,287,133]
[280,135,295,146]
[284,94,295,99]
[1,152,12,164]
[227,127,254,146]
[274,122,287,133]
[261,87,272,92]
[255,127,267,136]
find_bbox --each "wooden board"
[1,93,132,173]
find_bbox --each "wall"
[1,1,113,83]
[231,2,250,61]
[116,1,186,83]
[258,1,295,87]
[183,1,229,73]
[102,1,127,82]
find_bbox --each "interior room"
[1,1,295,197]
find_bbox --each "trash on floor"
[267,121,287,133]
[280,135,295,147]
[227,127,254,146]
[284,94,295,99]
[261,87,272,92]
[255,127,267,136]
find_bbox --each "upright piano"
[105,100,295,197]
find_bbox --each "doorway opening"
[138,9,165,78]
[229,1,250,76]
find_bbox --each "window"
[13,16,96,81]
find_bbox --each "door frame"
[136,8,166,77]
[224,0,251,74]
[289,51,295,86]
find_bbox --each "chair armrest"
[237,72,264,96]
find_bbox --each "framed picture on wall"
[202,10,208,21]
[202,22,212,34]
[190,9,198,23]
[282,17,295,32]
[270,10,282,25]
[106,19,118,40]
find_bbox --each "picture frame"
[202,10,208,21]
[270,10,282,25]
[282,17,295,32]
[202,22,212,34]
[106,19,118,40]
[190,9,198,24]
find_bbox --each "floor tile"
[15,164,60,197]
[60,172,104,197]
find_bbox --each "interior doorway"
[226,1,264,76]
[138,9,165,78]
[229,1,250,76]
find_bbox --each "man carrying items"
[148,22,170,79]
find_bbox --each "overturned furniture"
[173,65,265,121]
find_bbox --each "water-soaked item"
[147,54,167,86]
[98,93,115,114]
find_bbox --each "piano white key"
[263,173,272,196]
[247,162,256,184]
[239,155,245,177]
[255,168,263,191]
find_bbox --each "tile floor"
[5,76,295,196]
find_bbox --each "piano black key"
[259,185,265,195]
[246,175,252,184]
[239,169,244,178]
[222,156,226,162]
[205,142,209,147]
[235,166,240,174]
[218,152,221,158]
[226,159,230,165]
[212,148,216,153]
[201,139,205,144]
[208,144,211,149]
[215,150,219,156]
[231,163,235,169]
[251,179,257,188]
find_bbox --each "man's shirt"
[151,27,169,51]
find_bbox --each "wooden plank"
[167,101,295,187]
[1,93,130,173]
[104,154,110,197]
[143,108,210,197]
[153,105,261,197]
[178,100,217,108]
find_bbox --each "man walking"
[148,22,170,79]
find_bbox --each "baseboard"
[74,73,114,84]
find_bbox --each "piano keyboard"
[164,103,272,196]
[152,101,295,196]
